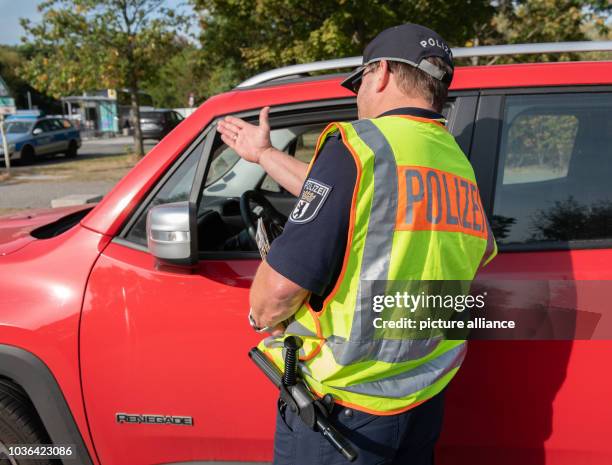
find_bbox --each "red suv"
[1,42,611,465]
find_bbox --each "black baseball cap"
[341,23,454,93]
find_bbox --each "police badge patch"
[289,179,332,224]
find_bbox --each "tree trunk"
[130,82,144,158]
[471,36,480,66]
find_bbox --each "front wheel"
[19,146,35,165]
[0,381,53,465]
[65,140,78,158]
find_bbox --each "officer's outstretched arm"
[250,260,309,328]
[217,107,308,196]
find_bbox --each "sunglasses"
[349,65,378,93]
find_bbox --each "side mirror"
[146,201,197,266]
[32,128,42,135]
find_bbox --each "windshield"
[5,121,33,134]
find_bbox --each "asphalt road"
[0,137,157,213]
[79,136,157,158]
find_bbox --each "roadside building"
[61,90,119,138]
[61,89,156,138]
[0,75,16,116]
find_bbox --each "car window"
[260,124,327,193]
[34,120,53,133]
[122,108,358,250]
[491,92,612,247]
[50,119,65,131]
[60,119,73,129]
[124,142,202,246]
[5,121,33,134]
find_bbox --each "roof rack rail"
[236,40,612,88]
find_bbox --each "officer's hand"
[217,107,273,163]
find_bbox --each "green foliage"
[193,0,496,94]
[496,0,609,43]
[142,42,209,108]
[459,0,611,65]
[12,0,612,109]
[20,0,191,155]
[0,44,62,113]
[193,0,611,94]
[20,0,190,98]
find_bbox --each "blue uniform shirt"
[266,107,445,310]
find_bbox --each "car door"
[78,102,343,465]
[439,89,612,464]
[79,97,473,465]
[80,124,267,465]
[31,120,54,154]
[49,118,69,152]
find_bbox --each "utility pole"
[27,91,32,110]
[0,114,11,177]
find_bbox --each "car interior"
[197,123,329,252]
[123,121,336,254]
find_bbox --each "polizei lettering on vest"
[396,165,486,238]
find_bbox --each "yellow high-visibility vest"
[259,114,497,414]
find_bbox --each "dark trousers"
[272,390,445,465]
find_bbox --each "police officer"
[218,23,497,465]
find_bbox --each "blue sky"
[0,0,197,45]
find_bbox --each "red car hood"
[0,205,93,256]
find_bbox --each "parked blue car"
[0,117,81,164]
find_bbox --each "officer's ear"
[375,60,392,94]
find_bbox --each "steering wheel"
[240,190,287,248]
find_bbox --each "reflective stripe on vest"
[259,115,497,414]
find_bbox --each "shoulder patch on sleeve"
[289,179,332,224]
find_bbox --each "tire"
[65,141,78,159]
[0,380,53,465]
[20,146,35,165]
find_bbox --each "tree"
[143,41,209,108]
[21,0,189,157]
[0,45,62,114]
[192,0,496,95]
[192,0,610,94]
[462,0,611,65]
